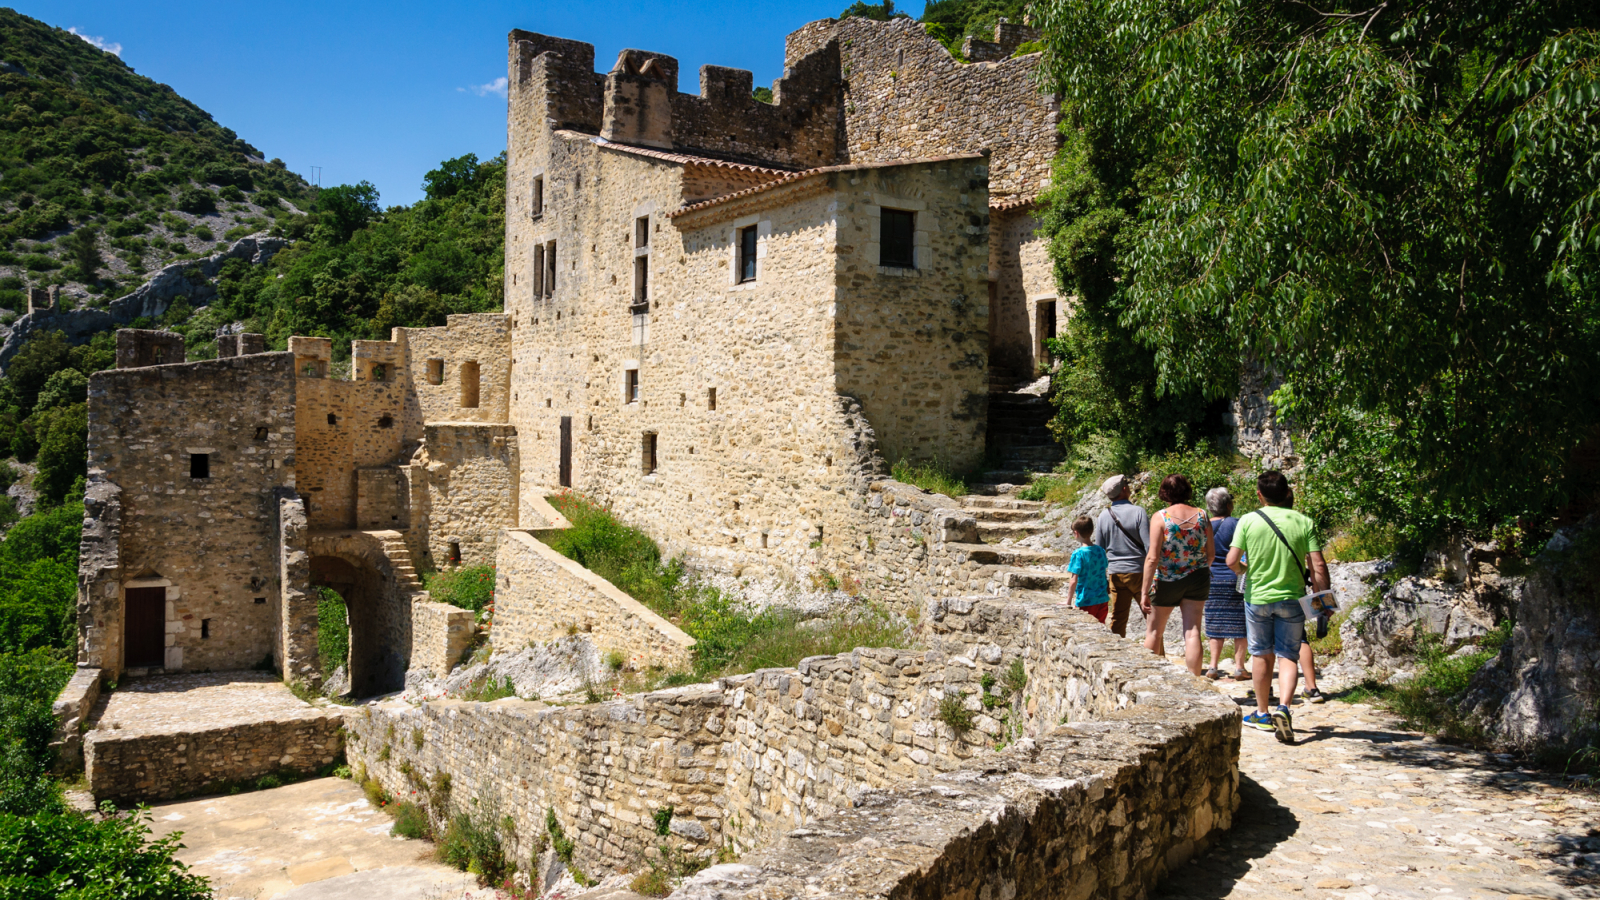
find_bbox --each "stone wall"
[492,529,694,670]
[85,711,344,803]
[397,314,513,447]
[346,596,1237,887]
[411,423,519,569]
[784,17,1059,201]
[80,352,298,681]
[50,667,101,775]
[411,599,476,677]
[991,205,1059,380]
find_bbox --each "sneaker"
[1271,704,1295,744]
[1243,711,1275,732]
[1304,688,1327,704]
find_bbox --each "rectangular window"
[533,244,545,297]
[461,360,480,408]
[738,225,758,283]
[201,618,211,639]
[642,432,657,475]
[546,241,557,296]
[707,387,717,410]
[880,208,916,268]
[633,256,649,308]
[625,369,640,404]
[426,358,444,385]
[190,453,210,479]
[636,216,650,248]
[532,176,543,217]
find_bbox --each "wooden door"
[124,587,165,668]
[559,416,572,488]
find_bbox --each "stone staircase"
[947,494,1077,598]
[984,390,1065,478]
[369,530,424,593]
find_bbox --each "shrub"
[175,187,216,214]
[890,456,968,498]
[316,588,348,676]
[438,812,507,885]
[389,800,431,839]
[937,693,975,736]
[423,565,494,621]
[0,806,212,899]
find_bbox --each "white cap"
[1101,474,1127,499]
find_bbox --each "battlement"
[215,333,266,358]
[962,20,1041,63]
[114,329,186,368]
[288,336,332,378]
[508,30,840,169]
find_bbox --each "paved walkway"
[1160,675,1600,900]
[147,776,480,900]
[92,671,331,736]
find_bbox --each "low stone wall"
[492,529,694,670]
[346,596,1238,892]
[411,599,477,677]
[50,667,102,774]
[86,711,344,802]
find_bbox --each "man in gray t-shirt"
[1094,475,1149,638]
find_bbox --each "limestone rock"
[1339,575,1504,673]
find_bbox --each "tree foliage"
[1034,0,1600,536]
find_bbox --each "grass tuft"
[890,457,968,498]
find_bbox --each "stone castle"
[61,18,1246,898]
[75,15,1069,691]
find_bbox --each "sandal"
[1231,669,1251,681]
[1204,668,1223,680]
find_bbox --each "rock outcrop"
[0,233,285,367]
[1339,572,1510,675]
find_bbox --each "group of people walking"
[1060,469,1330,744]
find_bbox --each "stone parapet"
[411,599,476,677]
[86,712,344,802]
[346,596,1238,890]
[492,529,694,670]
[50,667,102,775]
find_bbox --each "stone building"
[74,17,1067,691]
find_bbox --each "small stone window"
[533,244,545,297]
[201,618,211,639]
[254,426,268,441]
[327,413,338,426]
[302,362,321,378]
[461,361,480,409]
[625,369,640,404]
[633,255,649,309]
[532,176,544,217]
[636,215,650,249]
[378,415,394,428]
[642,432,657,475]
[190,453,210,479]
[426,358,444,384]
[738,225,758,283]
[254,596,267,605]
[153,346,167,364]
[707,387,717,411]
[371,363,386,381]
[545,240,557,296]
[880,209,916,268]
[449,541,462,564]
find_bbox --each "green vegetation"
[389,801,431,840]
[0,9,313,294]
[542,492,914,681]
[1338,622,1512,744]
[437,811,508,885]
[1033,0,1600,545]
[316,588,348,677]
[890,456,968,498]
[456,673,516,702]
[937,693,975,735]
[422,565,495,623]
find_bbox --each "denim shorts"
[1245,599,1305,659]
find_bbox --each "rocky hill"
[0,8,313,316]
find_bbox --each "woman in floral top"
[1139,474,1214,674]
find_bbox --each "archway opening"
[310,555,395,697]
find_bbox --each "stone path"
[92,671,332,736]
[146,776,482,900]
[1159,674,1600,900]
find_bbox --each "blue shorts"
[1245,599,1305,659]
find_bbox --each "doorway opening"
[124,586,165,669]
[310,555,397,696]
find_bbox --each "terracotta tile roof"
[666,153,987,218]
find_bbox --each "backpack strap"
[1108,509,1147,557]
[1252,509,1310,589]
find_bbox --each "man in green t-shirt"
[1226,470,1329,744]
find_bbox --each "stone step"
[978,520,1057,542]
[947,544,1071,566]
[1001,570,1071,591]
[961,497,1043,511]
[967,507,1042,523]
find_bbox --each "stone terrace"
[85,671,344,802]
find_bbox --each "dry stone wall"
[347,596,1237,890]
[410,424,519,569]
[86,712,343,803]
[411,600,476,677]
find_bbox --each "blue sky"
[20,1,909,206]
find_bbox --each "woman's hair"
[1071,515,1094,539]
[1257,470,1292,505]
[1158,473,1193,504]
[1205,487,1233,517]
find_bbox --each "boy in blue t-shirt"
[1064,516,1110,624]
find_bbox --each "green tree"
[422,154,484,201]
[1034,0,1600,537]
[31,403,86,507]
[63,227,102,283]
[314,182,380,244]
[839,1,908,21]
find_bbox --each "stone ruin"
[53,16,1245,898]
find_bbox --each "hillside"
[0,7,314,313]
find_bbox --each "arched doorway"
[309,555,398,696]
